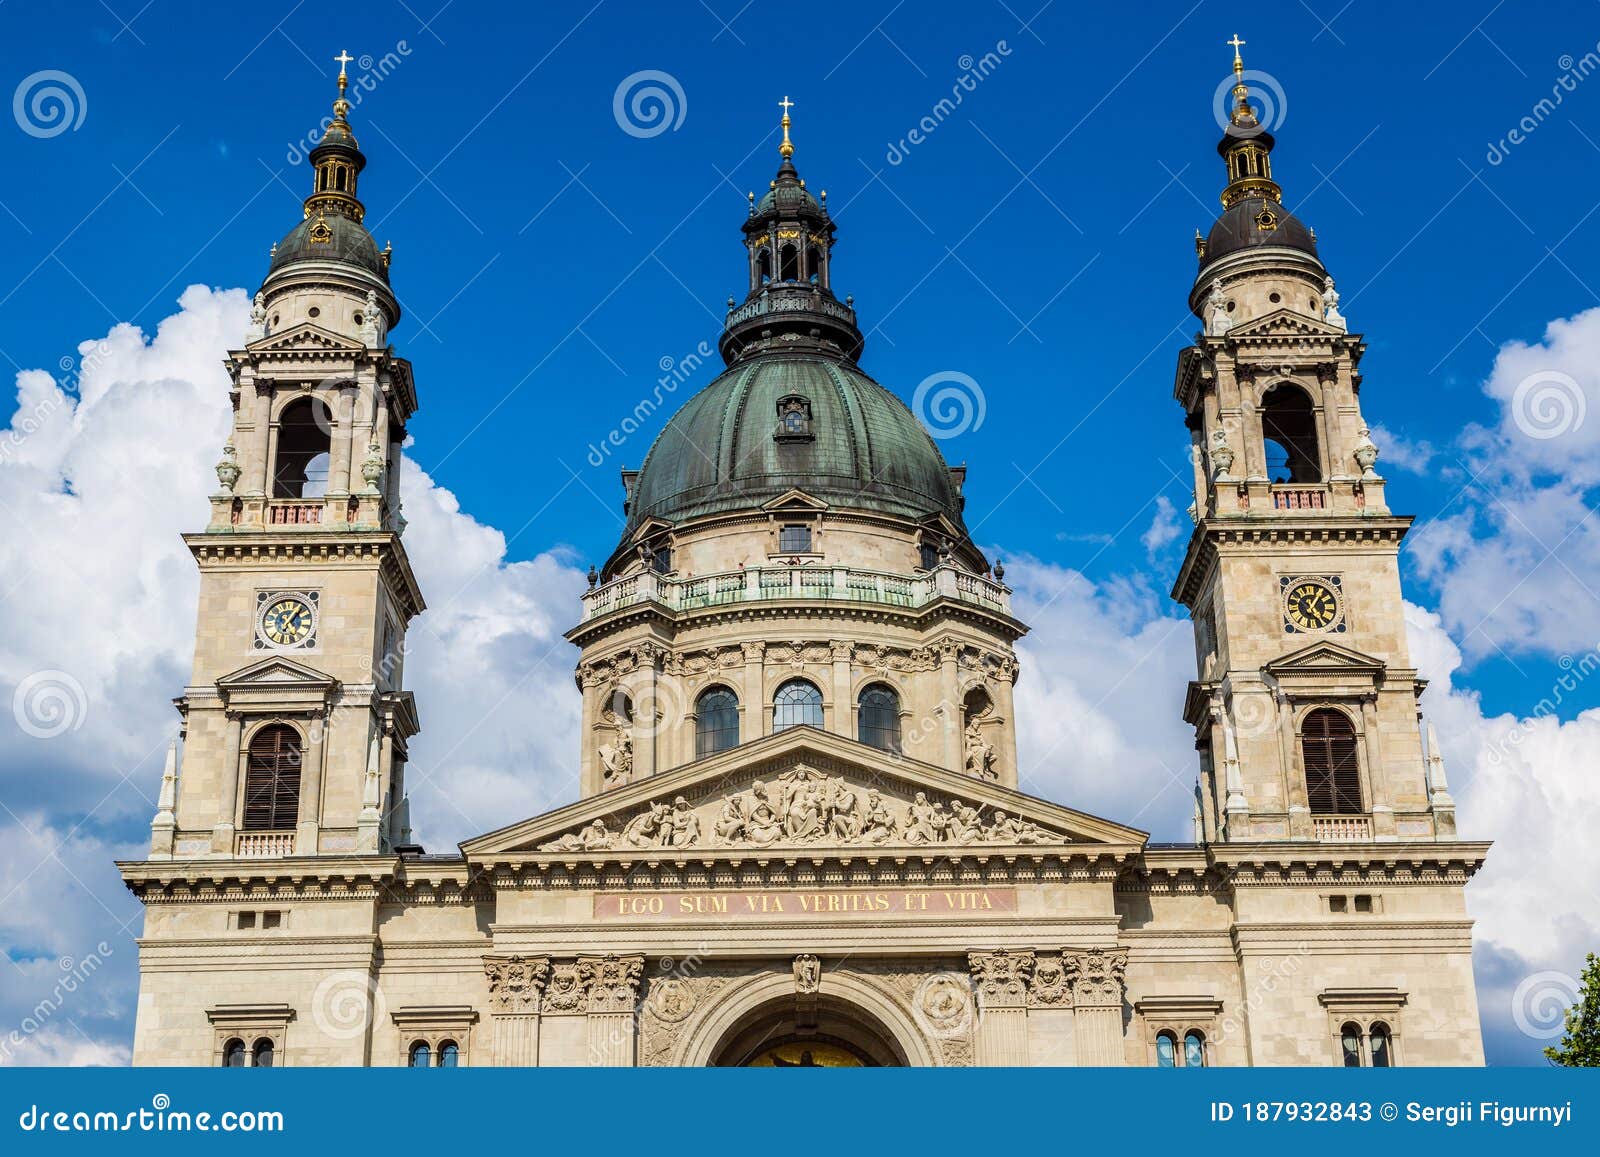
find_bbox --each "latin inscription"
[594,887,1018,921]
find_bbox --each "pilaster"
[484,954,550,1066]
[969,949,1033,1065]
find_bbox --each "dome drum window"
[774,395,814,442]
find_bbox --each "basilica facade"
[119,47,1489,1067]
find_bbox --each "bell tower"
[1172,39,1456,846]
[147,55,424,862]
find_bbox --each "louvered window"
[1301,708,1362,814]
[243,724,302,830]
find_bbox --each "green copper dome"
[269,213,389,279]
[626,356,966,533]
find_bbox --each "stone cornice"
[118,855,401,901]
[185,531,425,620]
[1171,516,1413,606]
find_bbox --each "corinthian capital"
[1061,947,1128,1008]
[579,953,645,1015]
[483,954,550,1014]
[969,949,1035,1007]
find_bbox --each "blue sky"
[0,0,1593,717]
[1,0,1599,1068]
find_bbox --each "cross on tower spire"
[779,95,795,159]
[335,49,354,95]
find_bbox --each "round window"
[1269,292,1281,303]
[308,306,321,318]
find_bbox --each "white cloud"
[1139,495,1184,558]
[0,287,587,1064]
[1366,422,1436,475]
[0,291,1594,1072]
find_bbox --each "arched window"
[779,243,799,282]
[223,1038,246,1067]
[1302,708,1362,815]
[243,724,302,831]
[756,248,772,284]
[437,1040,460,1068]
[695,686,740,757]
[251,1038,275,1068]
[272,396,333,498]
[1340,1022,1363,1067]
[857,684,901,752]
[962,686,993,724]
[773,679,823,732]
[806,245,824,284]
[1183,1031,1206,1068]
[1260,384,1320,484]
[1369,1022,1392,1068]
[1155,1032,1177,1068]
[408,1041,431,1068]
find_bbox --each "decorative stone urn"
[361,439,385,493]
[1210,428,1236,481]
[1353,425,1380,480]
[214,440,241,493]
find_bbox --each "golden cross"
[778,95,794,118]
[335,49,354,76]
[1227,34,1245,68]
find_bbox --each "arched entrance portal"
[711,995,906,1067]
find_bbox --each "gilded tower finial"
[778,95,795,159]
[335,50,354,96]
[1226,34,1253,124]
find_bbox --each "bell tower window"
[756,248,772,285]
[272,396,333,498]
[1301,708,1362,815]
[1260,383,1321,484]
[242,724,302,831]
[779,243,799,282]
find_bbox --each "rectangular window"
[1328,895,1348,914]
[779,524,812,553]
[237,911,257,929]
[1353,894,1374,913]
[261,910,283,929]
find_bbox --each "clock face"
[1285,580,1340,631]
[260,597,314,647]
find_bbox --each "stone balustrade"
[581,563,1011,622]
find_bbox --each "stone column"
[580,954,644,1067]
[213,713,244,853]
[969,950,1034,1066]
[484,955,550,1066]
[939,639,961,773]
[742,642,766,741]
[992,657,1020,787]
[295,711,327,854]
[1361,697,1395,836]
[631,645,660,779]
[830,641,853,740]
[1064,948,1128,1066]
[248,382,273,496]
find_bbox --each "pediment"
[1226,308,1346,340]
[1264,640,1386,676]
[217,656,337,688]
[761,488,830,513]
[249,322,365,353]
[462,727,1147,860]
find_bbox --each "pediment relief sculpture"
[537,762,1063,852]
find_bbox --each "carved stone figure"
[541,962,586,1014]
[360,289,382,346]
[713,795,746,841]
[1322,276,1346,331]
[1205,278,1231,336]
[946,798,981,841]
[646,978,695,1023]
[598,729,633,783]
[246,291,267,341]
[622,801,670,847]
[793,954,821,994]
[904,792,945,844]
[214,440,241,493]
[859,789,898,843]
[1210,427,1236,481]
[540,818,614,852]
[963,718,997,780]
[666,796,701,846]
[1353,425,1380,480]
